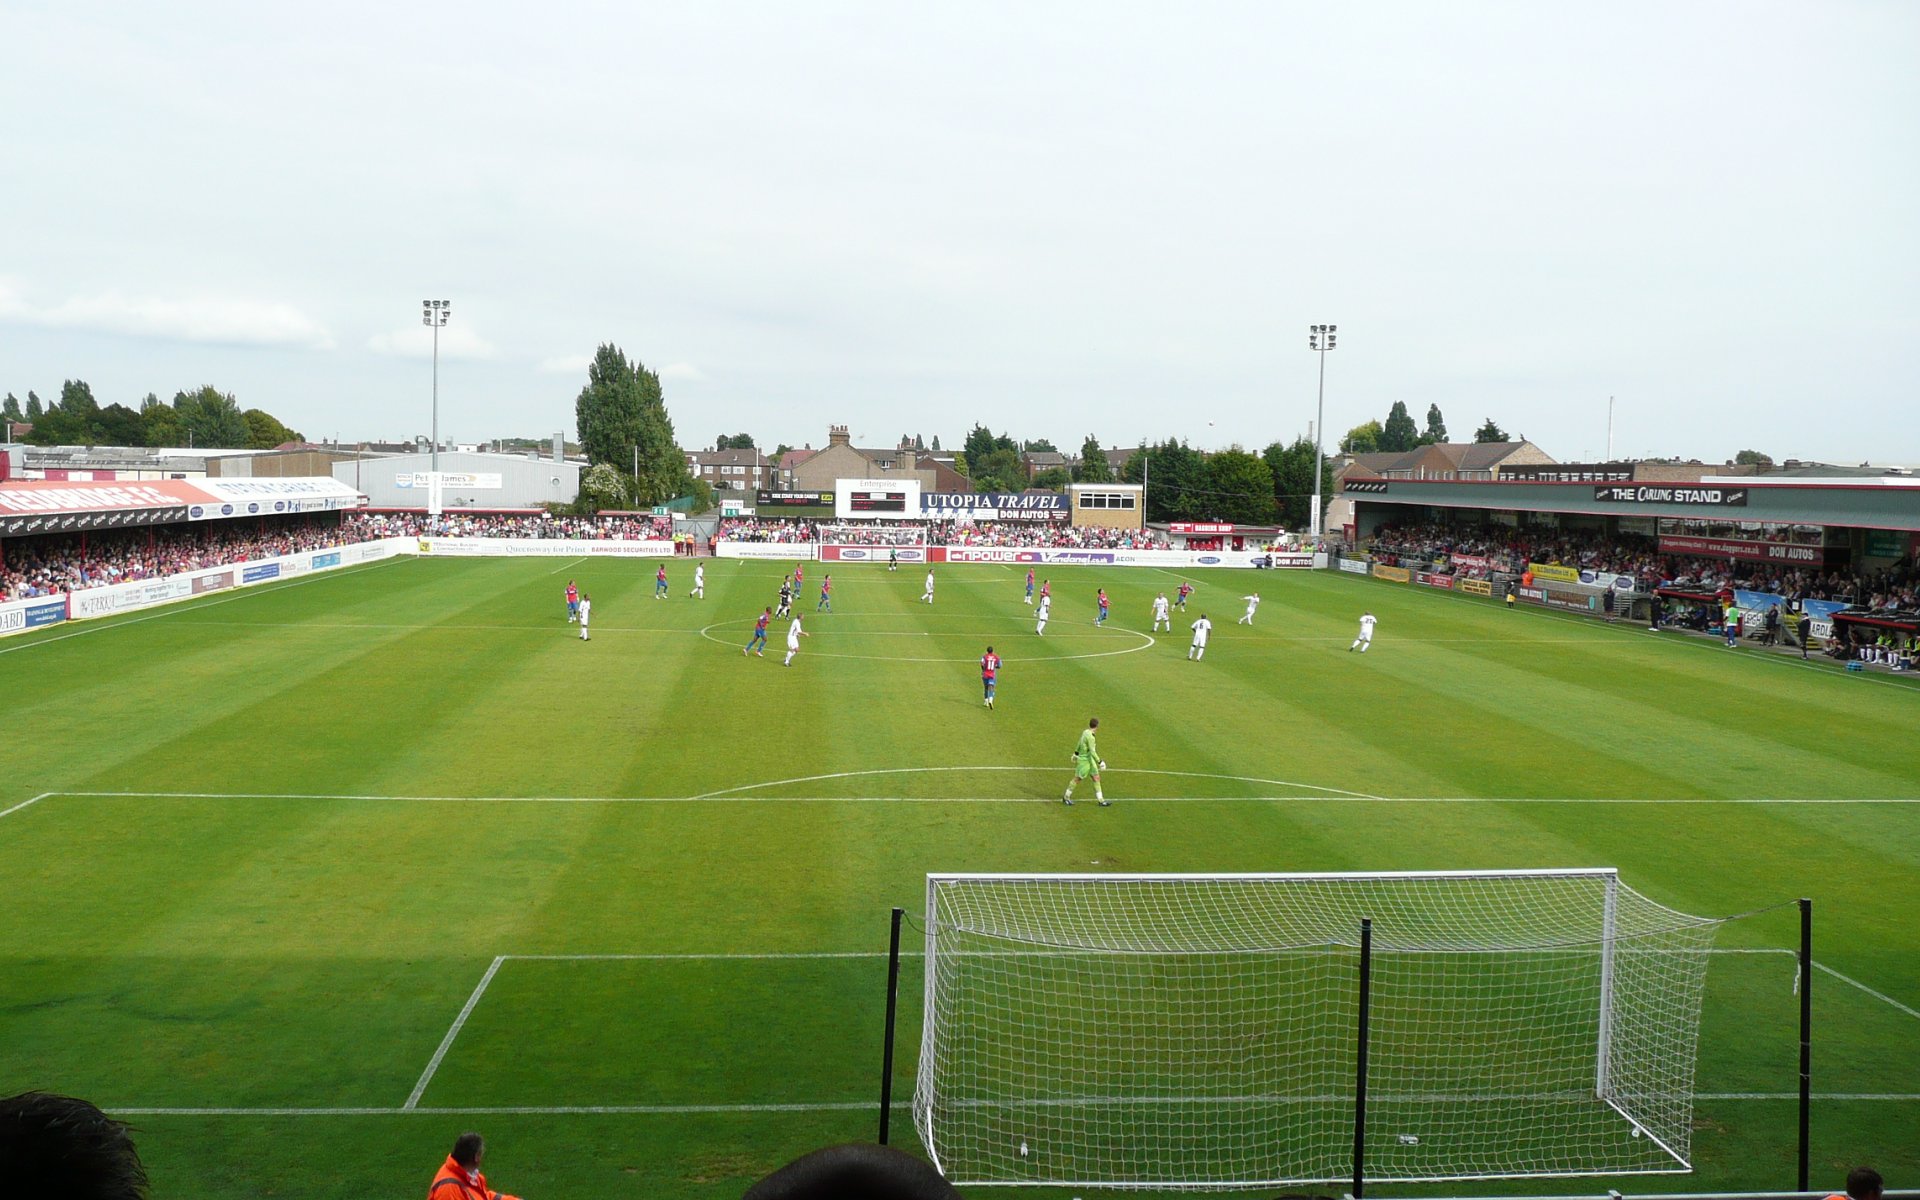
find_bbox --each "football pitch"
[1,555,1915,1199]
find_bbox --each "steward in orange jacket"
[429,1132,522,1200]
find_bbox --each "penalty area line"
[405,955,505,1109]
[0,793,53,820]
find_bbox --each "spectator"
[1825,1167,1883,1200]
[743,1143,960,1200]
[0,1090,149,1199]
[429,1131,523,1200]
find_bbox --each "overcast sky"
[3,1,1915,465]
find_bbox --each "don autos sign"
[1593,484,1747,507]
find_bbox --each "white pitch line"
[405,955,505,1109]
[506,951,912,961]
[113,1100,898,1117]
[0,793,52,820]
[1815,961,1920,1021]
[545,556,590,575]
[102,1093,1920,1118]
[34,789,1920,806]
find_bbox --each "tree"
[1380,401,1419,453]
[970,447,1026,493]
[714,433,755,451]
[573,343,693,505]
[2,393,20,421]
[1422,404,1448,445]
[96,403,146,446]
[24,392,43,420]
[952,452,968,478]
[243,408,303,449]
[1075,435,1112,482]
[1024,437,1058,453]
[1124,438,1208,522]
[174,386,250,448]
[60,379,100,425]
[930,435,942,452]
[1339,420,1383,454]
[963,424,1001,464]
[1734,449,1773,466]
[575,462,629,512]
[914,433,925,452]
[1031,466,1071,490]
[774,443,793,458]
[1263,437,1336,530]
[1203,447,1277,524]
[1473,418,1509,444]
[24,406,83,444]
[141,393,181,447]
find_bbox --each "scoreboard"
[849,490,908,514]
[834,478,923,521]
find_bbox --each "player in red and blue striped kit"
[744,607,771,656]
[980,646,1000,709]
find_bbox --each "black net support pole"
[1353,916,1374,1200]
[879,905,906,1145]
[1797,897,1812,1192]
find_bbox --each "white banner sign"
[50,539,403,627]
[415,537,675,558]
[715,542,820,561]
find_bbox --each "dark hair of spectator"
[452,1131,485,1168]
[0,1091,149,1200]
[743,1143,960,1200]
[1848,1167,1884,1200]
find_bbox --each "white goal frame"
[913,869,1724,1191]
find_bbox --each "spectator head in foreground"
[1839,1167,1884,1200]
[0,1091,149,1200]
[432,1131,523,1200]
[744,1143,960,1200]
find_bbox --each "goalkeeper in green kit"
[1063,716,1108,807]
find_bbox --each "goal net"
[913,870,1726,1190]
[818,523,927,547]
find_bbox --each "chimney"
[552,432,564,462]
[828,425,851,448]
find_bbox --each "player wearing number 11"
[980,646,1000,709]
[1062,717,1107,806]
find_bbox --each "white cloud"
[537,354,593,374]
[659,362,707,382]
[366,325,498,360]
[0,279,333,349]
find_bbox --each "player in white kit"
[689,564,704,599]
[1351,611,1377,652]
[1237,592,1261,625]
[784,615,810,666]
[1151,592,1171,631]
[1187,613,1212,660]
[578,594,592,641]
[1035,593,1051,636]
[921,569,936,604]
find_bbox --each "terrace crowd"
[711,516,1170,550]
[342,512,675,540]
[1,518,375,600]
[1365,520,1912,608]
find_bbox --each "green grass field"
[1,554,1915,1199]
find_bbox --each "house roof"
[686,448,768,467]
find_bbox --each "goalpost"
[912,870,1728,1191]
